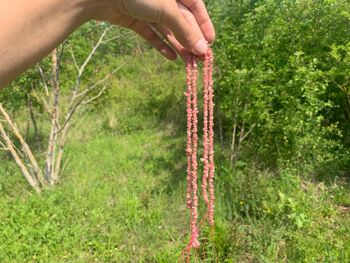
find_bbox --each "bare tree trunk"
[45,49,60,184]
[237,122,245,156]
[0,121,41,193]
[0,104,46,186]
[230,101,255,165]
[54,123,69,181]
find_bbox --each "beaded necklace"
[185,48,215,254]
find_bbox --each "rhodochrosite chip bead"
[185,48,215,252]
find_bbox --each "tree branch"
[81,85,109,105]
[70,49,80,73]
[37,64,50,97]
[56,63,125,135]
[0,140,7,151]
[62,27,111,131]
[103,31,133,42]
[75,27,110,90]
[31,91,51,116]
[240,123,256,142]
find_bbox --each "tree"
[0,25,125,191]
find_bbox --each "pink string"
[185,55,200,249]
[185,56,193,210]
[185,48,215,255]
[207,49,215,226]
[201,50,210,210]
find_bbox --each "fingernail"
[194,40,208,55]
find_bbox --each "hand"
[90,0,215,60]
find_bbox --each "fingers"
[135,24,177,60]
[152,24,187,61]
[109,14,177,60]
[153,3,206,62]
[161,1,208,56]
[178,2,204,44]
[179,0,215,43]
[153,25,183,53]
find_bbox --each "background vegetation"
[1,0,350,262]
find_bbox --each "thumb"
[161,3,207,56]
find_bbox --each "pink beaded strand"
[201,50,210,211]
[190,55,200,249]
[207,48,215,226]
[184,48,215,255]
[185,56,193,209]
[185,55,200,250]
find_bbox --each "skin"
[0,0,215,88]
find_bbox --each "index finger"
[179,0,215,43]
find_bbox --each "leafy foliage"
[211,0,350,173]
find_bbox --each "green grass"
[0,127,189,262]
[0,119,349,262]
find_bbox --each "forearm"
[0,0,92,88]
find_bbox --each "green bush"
[211,0,350,173]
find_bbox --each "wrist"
[76,0,114,22]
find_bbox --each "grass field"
[1,116,349,262]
